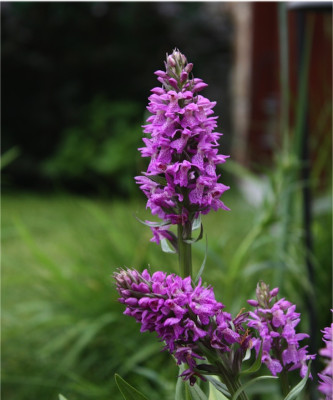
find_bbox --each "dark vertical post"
[294,6,317,399]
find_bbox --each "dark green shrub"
[43,97,145,196]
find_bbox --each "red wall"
[248,3,332,171]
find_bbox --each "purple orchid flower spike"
[247,281,316,395]
[114,268,252,390]
[135,49,229,249]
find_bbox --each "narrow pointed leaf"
[240,342,263,376]
[114,374,149,400]
[59,395,68,400]
[231,376,278,400]
[192,215,201,231]
[188,382,209,400]
[208,382,230,400]
[135,216,170,228]
[196,363,219,375]
[146,175,167,186]
[176,365,191,400]
[161,238,177,253]
[205,376,230,398]
[195,235,208,284]
[283,360,312,400]
[242,348,251,362]
[184,223,203,244]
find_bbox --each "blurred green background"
[2,2,332,400]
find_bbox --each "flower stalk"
[177,222,192,278]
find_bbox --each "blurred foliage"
[42,97,144,195]
[2,182,331,400]
[2,2,233,193]
[2,194,179,400]
[2,3,331,400]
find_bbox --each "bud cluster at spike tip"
[318,312,333,399]
[135,49,229,243]
[114,268,251,385]
[247,281,316,378]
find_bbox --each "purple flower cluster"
[135,49,229,243]
[114,268,250,384]
[247,281,315,378]
[318,316,333,399]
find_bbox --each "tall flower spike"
[114,268,252,385]
[135,49,229,244]
[247,281,315,379]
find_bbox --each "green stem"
[177,223,192,278]
[216,361,249,400]
[280,369,290,397]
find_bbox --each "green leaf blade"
[114,374,149,400]
[231,376,278,400]
[283,360,312,400]
[239,342,263,376]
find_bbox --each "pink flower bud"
[154,70,168,78]
[180,71,188,82]
[167,55,176,67]
[270,287,279,298]
[247,299,259,307]
[168,78,179,89]
[185,63,193,73]
[193,82,208,93]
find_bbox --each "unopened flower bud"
[180,71,188,83]
[155,70,168,78]
[270,287,279,298]
[193,82,208,93]
[168,77,179,89]
[247,299,259,307]
[167,54,176,67]
[185,63,193,74]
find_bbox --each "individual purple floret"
[135,49,229,242]
[247,281,315,379]
[114,268,251,384]
[318,313,333,399]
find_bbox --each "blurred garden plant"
[43,98,143,195]
[112,49,329,400]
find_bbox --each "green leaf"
[175,365,191,400]
[161,238,177,253]
[195,235,208,284]
[231,376,278,400]
[205,377,230,398]
[188,382,209,400]
[135,216,170,228]
[192,215,201,231]
[114,374,149,400]
[146,175,167,186]
[208,382,230,400]
[58,395,68,400]
[240,342,263,376]
[283,360,312,400]
[184,223,203,244]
